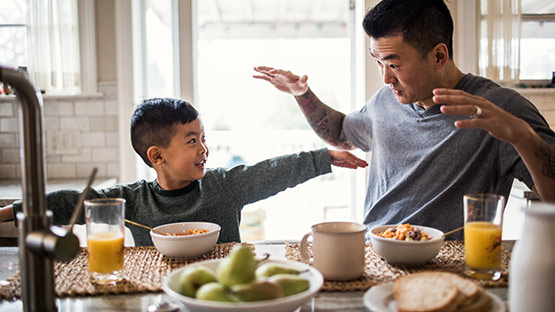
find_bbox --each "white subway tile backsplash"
[98,82,118,100]
[80,133,106,146]
[2,149,19,163]
[44,101,74,116]
[106,132,119,146]
[0,134,16,148]
[62,148,92,162]
[91,147,119,162]
[60,117,90,130]
[104,101,118,116]
[47,164,77,179]
[107,163,120,177]
[104,117,118,130]
[75,100,105,116]
[89,117,106,131]
[44,117,60,130]
[0,118,17,132]
[0,102,14,117]
[46,155,62,162]
[77,164,107,178]
[0,164,17,179]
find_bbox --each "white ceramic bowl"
[369,224,444,266]
[162,258,324,312]
[150,222,221,259]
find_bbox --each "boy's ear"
[147,146,164,166]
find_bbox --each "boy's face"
[157,118,208,187]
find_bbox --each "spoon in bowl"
[124,219,174,236]
[442,226,464,238]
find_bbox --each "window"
[0,1,27,69]
[520,1,555,81]
[479,0,555,83]
[0,0,96,95]
[195,0,360,241]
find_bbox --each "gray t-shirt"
[343,73,555,240]
[13,148,332,246]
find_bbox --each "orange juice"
[464,221,502,269]
[87,232,124,273]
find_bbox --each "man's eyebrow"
[370,50,400,61]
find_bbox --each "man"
[253,0,555,239]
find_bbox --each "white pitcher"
[509,202,555,312]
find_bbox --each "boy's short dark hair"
[131,98,199,167]
[363,0,454,59]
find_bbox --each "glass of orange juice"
[84,198,126,285]
[463,194,505,281]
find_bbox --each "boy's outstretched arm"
[0,205,14,222]
[329,150,368,169]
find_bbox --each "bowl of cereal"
[151,222,221,259]
[369,224,444,266]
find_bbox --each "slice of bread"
[393,272,461,312]
[454,289,492,312]
[435,272,480,304]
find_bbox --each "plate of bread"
[363,271,505,312]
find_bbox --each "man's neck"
[416,64,464,110]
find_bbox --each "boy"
[0,98,367,246]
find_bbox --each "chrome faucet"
[0,66,80,311]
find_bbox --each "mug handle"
[300,232,313,264]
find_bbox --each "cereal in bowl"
[376,223,432,241]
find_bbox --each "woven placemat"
[0,242,248,300]
[286,241,510,292]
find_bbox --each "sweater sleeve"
[208,148,332,206]
[11,184,137,226]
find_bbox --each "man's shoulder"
[459,73,522,106]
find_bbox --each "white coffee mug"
[300,221,366,281]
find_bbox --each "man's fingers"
[253,66,274,72]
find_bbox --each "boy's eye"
[188,138,196,144]
[389,64,398,69]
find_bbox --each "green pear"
[231,280,284,302]
[196,282,239,302]
[178,266,218,298]
[255,263,302,278]
[216,245,257,287]
[268,274,310,296]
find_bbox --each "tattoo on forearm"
[536,144,555,179]
[295,89,354,150]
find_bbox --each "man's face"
[370,34,438,105]
[159,118,209,185]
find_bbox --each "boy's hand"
[329,150,368,169]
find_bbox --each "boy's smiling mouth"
[195,159,206,169]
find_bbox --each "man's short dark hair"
[130,98,199,167]
[363,0,454,58]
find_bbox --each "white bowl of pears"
[162,245,324,312]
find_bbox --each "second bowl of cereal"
[151,221,221,259]
[369,224,444,266]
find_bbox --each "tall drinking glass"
[85,198,125,285]
[463,194,505,281]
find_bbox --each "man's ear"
[147,146,164,166]
[432,43,449,69]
